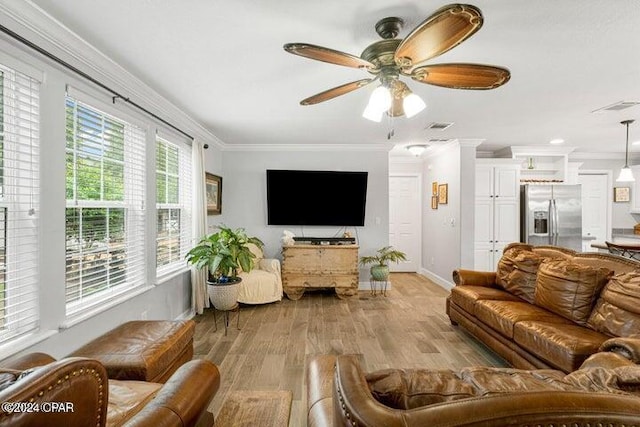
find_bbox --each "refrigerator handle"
[552,199,559,245]
[547,199,553,245]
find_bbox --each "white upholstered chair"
[237,244,283,304]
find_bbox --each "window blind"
[65,97,146,316]
[156,136,192,274]
[0,64,40,344]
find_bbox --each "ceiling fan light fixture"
[617,119,635,182]
[403,93,426,118]
[368,85,392,113]
[406,144,429,157]
[362,102,383,122]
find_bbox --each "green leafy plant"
[359,246,407,267]
[186,224,264,283]
[359,246,407,281]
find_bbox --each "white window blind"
[0,64,40,344]
[65,97,146,316]
[156,136,192,274]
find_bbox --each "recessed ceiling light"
[549,138,565,145]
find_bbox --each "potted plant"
[186,224,264,310]
[359,246,407,281]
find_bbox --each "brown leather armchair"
[0,352,220,427]
[307,340,640,427]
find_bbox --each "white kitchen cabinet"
[474,160,520,271]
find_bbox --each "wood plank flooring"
[193,273,507,426]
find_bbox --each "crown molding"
[569,151,626,160]
[222,143,392,152]
[0,0,226,150]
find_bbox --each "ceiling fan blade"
[300,79,374,105]
[284,43,375,70]
[411,63,510,90]
[394,4,483,69]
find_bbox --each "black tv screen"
[266,169,368,226]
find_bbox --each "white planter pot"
[207,278,241,310]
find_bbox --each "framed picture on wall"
[432,181,438,196]
[614,186,630,203]
[431,196,438,210]
[438,183,448,204]
[206,173,222,214]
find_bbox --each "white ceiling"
[28,0,640,154]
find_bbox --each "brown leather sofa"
[307,344,640,426]
[447,243,640,373]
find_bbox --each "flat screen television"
[266,169,368,226]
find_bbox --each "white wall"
[218,149,389,279]
[422,143,468,286]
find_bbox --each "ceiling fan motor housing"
[375,16,404,39]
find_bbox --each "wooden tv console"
[281,244,359,300]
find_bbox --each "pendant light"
[617,119,635,182]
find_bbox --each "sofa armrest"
[452,269,498,287]
[124,359,220,427]
[307,355,336,427]
[599,337,640,363]
[0,357,108,426]
[1,352,57,370]
[333,355,406,426]
[259,258,281,276]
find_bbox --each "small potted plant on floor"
[186,224,264,310]
[359,246,407,281]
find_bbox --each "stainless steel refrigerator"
[520,184,582,251]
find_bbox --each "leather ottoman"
[69,320,195,383]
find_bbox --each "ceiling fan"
[283,3,510,121]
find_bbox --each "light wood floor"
[193,273,507,426]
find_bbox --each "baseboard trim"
[175,308,195,321]
[418,268,454,291]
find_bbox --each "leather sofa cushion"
[70,320,194,382]
[366,366,578,410]
[474,300,570,339]
[496,247,547,303]
[449,286,521,315]
[514,321,609,372]
[588,271,640,337]
[107,380,161,427]
[534,260,612,325]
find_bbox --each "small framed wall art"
[614,186,630,203]
[438,183,448,204]
[432,181,438,196]
[206,172,222,214]
[431,196,438,210]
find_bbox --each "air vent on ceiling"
[592,101,640,113]
[426,122,454,131]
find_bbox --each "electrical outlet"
[140,310,147,320]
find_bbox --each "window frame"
[155,134,192,280]
[64,94,147,318]
[0,63,41,345]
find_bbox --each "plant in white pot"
[359,246,407,281]
[186,224,264,310]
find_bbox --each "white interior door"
[389,175,421,272]
[578,173,609,246]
